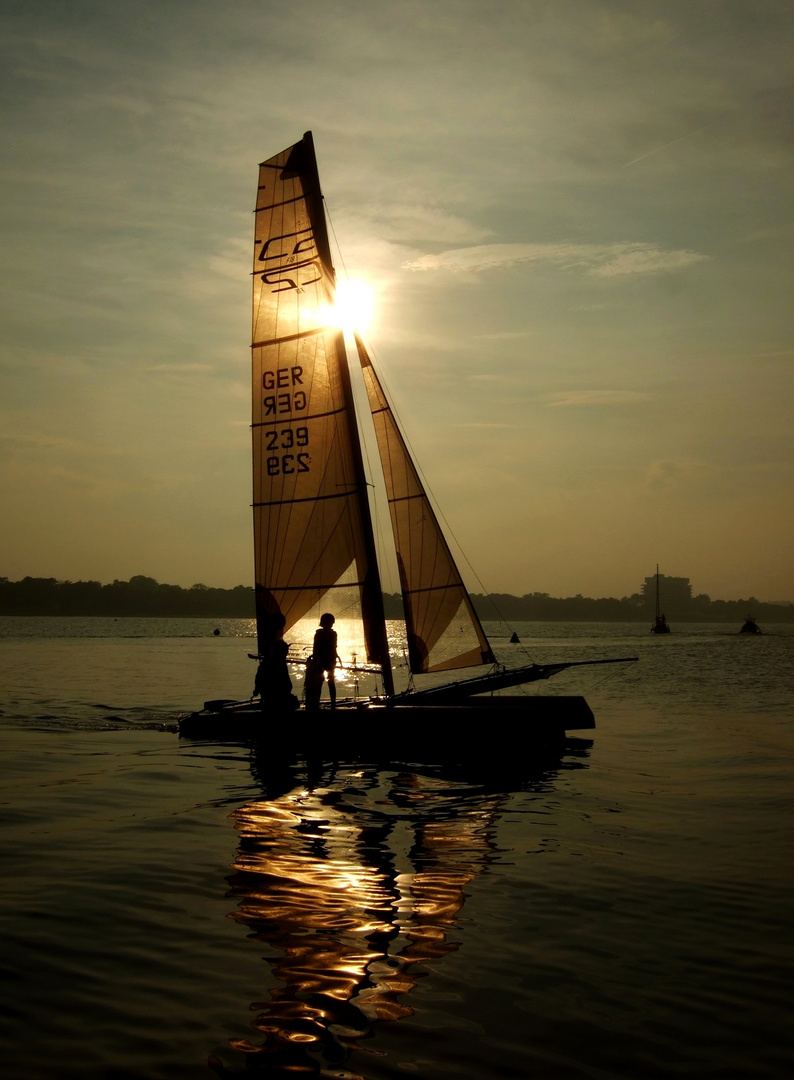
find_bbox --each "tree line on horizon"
[1,575,792,623]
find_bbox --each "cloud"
[341,202,490,246]
[145,363,215,374]
[0,432,120,457]
[645,458,715,490]
[403,241,707,277]
[455,422,518,429]
[545,390,652,407]
[475,330,533,341]
[622,128,703,167]
[593,246,708,277]
[546,388,652,406]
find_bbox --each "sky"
[1,0,792,601]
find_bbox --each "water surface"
[1,618,792,1078]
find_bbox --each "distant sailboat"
[180,133,636,746]
[650,565,671,634]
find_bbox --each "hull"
[178,694,594,759]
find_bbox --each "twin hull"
[178,695,595,757]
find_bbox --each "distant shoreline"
[2,576,792,623]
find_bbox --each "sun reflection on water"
[216,770,507,1076]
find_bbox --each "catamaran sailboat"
[180,133,636,749]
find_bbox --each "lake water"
[1,617,792,1079]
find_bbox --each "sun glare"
[333,280,375,333]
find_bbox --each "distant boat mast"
[651,564,671,634]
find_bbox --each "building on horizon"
[641,572,692,615]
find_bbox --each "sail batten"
[252,327,328,348]
[253,489,357,509]
[270,580,373,592]
[256,194,308,210]
[253,406,348,428]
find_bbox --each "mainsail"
[356,335,495,674]
[252,133,391,687]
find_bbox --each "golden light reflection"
[292,281,375,336]
[216,772,506,1077]
[287,614,398,700]
[333,279,375,334]
[288,616,368,668]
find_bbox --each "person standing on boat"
[254,612,298,711]
[304,612,340,710]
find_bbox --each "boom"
[400,656,639,703]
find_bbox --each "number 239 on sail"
[263,425,311,477]
[266,452,310,477]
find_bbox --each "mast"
[655,564,661,621]
[300,135,394,697]
[335,334,395,697]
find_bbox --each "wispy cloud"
[622,128,703,167]
[0,432,120,456]
[545,390,652,407]
[146,363,215,374]
[455,422,518,429]
[403,241,707,277]
[475,329,533,341]
[645,458,715,491]
[593,246,707,277]
[341,202,490,246]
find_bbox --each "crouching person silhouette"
[253,613,299,712]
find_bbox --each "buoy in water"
[509,631,520,644]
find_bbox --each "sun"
[333,279,375,334]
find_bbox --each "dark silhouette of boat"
[739,615,762,634]
[180,133,636,747]
[650,565,671,634]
